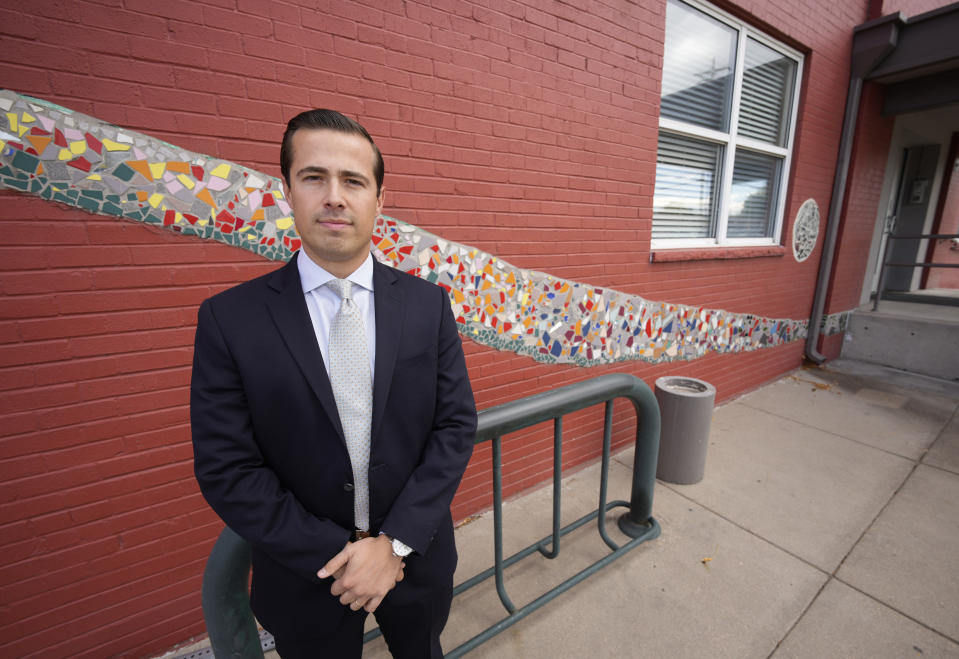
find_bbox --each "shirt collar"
[297,249,375,294]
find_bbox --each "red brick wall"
[881,0,955,17]
[1,0,871,656]
[825,81,895,317]
[0,194,280,658]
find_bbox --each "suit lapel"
[265,254,345,441]
[371,260,402,444]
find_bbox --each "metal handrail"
[200,527,263,658]
[873,230,959,311]
[200,373,661,657]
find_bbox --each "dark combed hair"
[280,109,384,193]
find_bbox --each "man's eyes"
[301,175,364,186]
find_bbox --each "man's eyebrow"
[339,169,370,183]
[295,165,370,183]
[295,165,329,178]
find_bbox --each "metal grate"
[167,629,275,659]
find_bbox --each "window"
[652,0,802,248]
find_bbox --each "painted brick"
[29,16,130,57]
[3,38,93,77]
[75,5,164,40]
[201,4,273,36]
[880,0,947,15]
[0,62,54,97]
[126,0,201,22]
[142,87,220,117]
[0,7,42,39]
[172,69,238,99]
[129,36,207,67]
[238,0,300,23]
[166,21,238,57]
[0,338,72,369]
[206,49,276,79]
[240,34,305,65]
[273,64,334,92]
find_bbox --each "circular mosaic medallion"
[792,199,820,262]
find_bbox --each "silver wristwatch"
[389,536,412,558]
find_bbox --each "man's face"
[285,128,384,277]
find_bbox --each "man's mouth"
[318,217,351,227]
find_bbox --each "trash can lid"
[655,376,715,396]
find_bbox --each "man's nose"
[323,180,345,207]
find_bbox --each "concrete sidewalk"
[359,359,959,658]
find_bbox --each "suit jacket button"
[343,483,354,492]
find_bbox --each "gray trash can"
[654,376,715,484]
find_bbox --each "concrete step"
[841,300,959,381]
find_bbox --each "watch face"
[391,538,412,557]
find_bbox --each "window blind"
[653,132,723,239]
[727,149,781,237]
[660,0,737,132]
[738,38,796,146]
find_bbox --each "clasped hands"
[317,534,405,613]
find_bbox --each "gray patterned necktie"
[326,278,372,532]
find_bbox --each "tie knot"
[327,278,353,301]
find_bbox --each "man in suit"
[191,109,477,658]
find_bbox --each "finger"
[318,552,349,579]
[364,595,384,613]
[350,598,367,612]
[395,562,405,582]
[318,544,351,579]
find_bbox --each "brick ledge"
[651,245,786,263]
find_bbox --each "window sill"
[650,245,786,263]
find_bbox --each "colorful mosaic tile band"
[0,90,849,367]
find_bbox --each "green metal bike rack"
[201,372,661,657]
[201,525,264,658]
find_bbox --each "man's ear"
[283,179,293,204]
[376,185,385,216]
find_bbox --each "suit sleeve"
[379,288,477,554]
[190,298,350,582]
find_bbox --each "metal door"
[886,144,940,291]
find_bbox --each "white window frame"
[651,0,804,250]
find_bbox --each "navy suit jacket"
[190,253,477,638]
